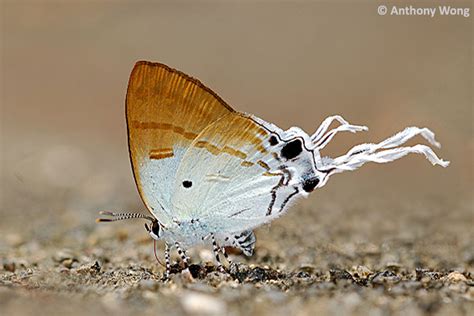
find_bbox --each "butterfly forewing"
[126,61,234,224]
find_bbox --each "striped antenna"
[96,210,155,223]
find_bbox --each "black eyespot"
[281,139,303,160]
[302,177,319,193]
[269,135,278,146]
[183,180,192,188]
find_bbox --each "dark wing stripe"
[149,150,174,160]
[278,187,299,213]
[266,174,286,216]
[194,141,248,160]
[241,161,255,167]
[130,120,199,140]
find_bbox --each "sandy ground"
[1,1,473,315]
[1,210,473,316]
[1,175,473,315]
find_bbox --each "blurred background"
[2,0,471,235]
[0,1,472,314]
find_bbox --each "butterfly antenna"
[96,210,155,223]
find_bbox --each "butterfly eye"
[182,180,193,188]
[146,221,161,239]
[151,221,160,236]
[281,139,303,160]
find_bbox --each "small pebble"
[53,249,76,262]
[75,261,101,275]
[350,265,373,279]
[180,268,195,283]
[5,234,24,247]
[61,258,75,269]
[181,292,226,315]
[371,270,401,284]
[444,271,467,283]
[3,261,16,272]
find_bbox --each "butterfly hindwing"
[126,61,234,225]
[171,112,319,234]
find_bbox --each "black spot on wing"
[281,139,303,160]
[183,180,192,188]
[269,135,278,146]
[302,177,319,192]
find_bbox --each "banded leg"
[164,243,171,279]
[175,242,189,269]
[211,233,225,272]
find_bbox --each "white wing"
[170,112,320,234]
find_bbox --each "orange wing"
[126,61,234,223]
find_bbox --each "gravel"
[1,194,473,315]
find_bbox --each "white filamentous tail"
[309,116,449,188]
[316,125,449,175]
[310,115,368,150]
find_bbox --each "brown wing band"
[194,140,248,160]
[149,148,174,160]
[130,120,198,140]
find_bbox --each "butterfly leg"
[164,242,171,279]
[221,246,232,265]
[175,242,189,269]
[210,233,226,272]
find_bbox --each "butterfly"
[98,61,449,278]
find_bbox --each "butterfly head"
[144,219,162,240]
[97,210,163,240]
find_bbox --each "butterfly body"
[157,220,213,248]
[100,61,448,277]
